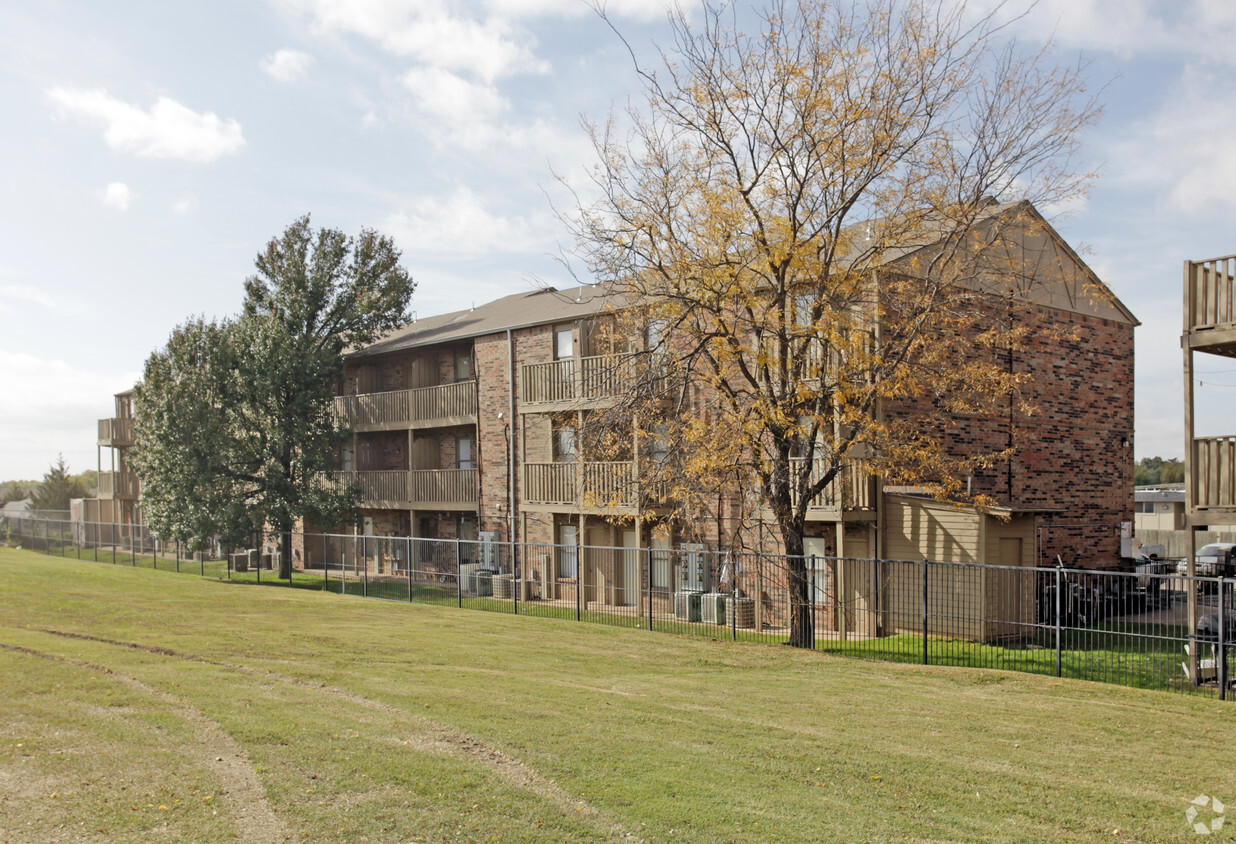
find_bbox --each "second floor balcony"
[789,457,874,515]
[334,468,478,510]
[98,470,139,500]
[522,461,638,510]
[334,381,477,433]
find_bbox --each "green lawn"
[1,546,1232,842]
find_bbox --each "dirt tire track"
[34,628,636,841]
[1,641,292,844]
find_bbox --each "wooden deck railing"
[97,417,134,446]
[1187,255,1236,331]
[333,468,478,507]
[334,382,476,430]
[523,461,638,507]
[524,463,576,505]
[522,355,634,404]
[1192,436,1236,510]
[409,468,477,507]
[98,470,139,499]
[789,457,873,511]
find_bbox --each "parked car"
[1175,543,1236,577]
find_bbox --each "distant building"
[1134,485,1186,532]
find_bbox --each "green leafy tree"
[31,454,87,513]
[132,217,415,577]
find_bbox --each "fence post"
[1220,578,1228,701]
[645,549,653,631]
[1055,566,1063,678]
[407,538,413,603]
[921,559,929,666]
[809,555,817,650]
[732,555,738,642]
[362,535,368,598]
[456,540,463,608]
[200,546,205,578]
[512,539,519,616]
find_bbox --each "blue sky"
[0,0,1232,481]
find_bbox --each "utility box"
[700,592,727,625]
[674,591,702,622]
[726,597,756,629]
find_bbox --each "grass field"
[1,547,1233,843]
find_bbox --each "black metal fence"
[4,515,1231,700]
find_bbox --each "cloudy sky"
[0,0,1233,481]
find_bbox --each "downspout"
[507,329,517,546]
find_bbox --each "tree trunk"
[778,512,815,648]
[279,528,293,580]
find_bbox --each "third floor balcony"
[521,354,634,409]
[98,417,134,447]
[334,381,477,433]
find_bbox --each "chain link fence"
[4,514,1231,700]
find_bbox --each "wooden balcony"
[521,355,634,409]
[97,417,133,447]
[409,468,478,509]
[97,470,139,500]
[791,457,875,516]
[522,461,638,510]
[1185,255,1236,356]
[1190,436,1236,520]
[334,382,477,432]
[334,468,478,510]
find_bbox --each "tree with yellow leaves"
[567,0,1100,646]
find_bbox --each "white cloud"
[49,88,245,163]
[171,194,198,214]
[0,284,57,311]
[402,67,509,128]
[382,186,553,256]
[277,0,548,81]
[260,48,314,81]
[101,181,133,211]
[0,348,140,480]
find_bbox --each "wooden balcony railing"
[1192,436,1236,511]
[522,355,634,405]
[582,461,636,507]
[524,463,575,505]
[334,382,476,431]
[334,468,478,508]
[98,470,139,500]
[789,457,873,512]
[97,417,134,447]
[523,461,638,508]
[409,468,478,508]
[1187,255,1236,332]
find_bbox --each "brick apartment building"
[313,201,1136,595]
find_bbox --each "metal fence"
[4,515,1233,701]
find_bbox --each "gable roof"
[354,200,1135,358]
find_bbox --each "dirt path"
[32,629,636,841]
[1,641,292,844]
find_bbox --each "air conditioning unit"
[492,573,514,599]
[458,562,481,596]
[674,591,702,622]
[700,592,727,625]
[726,597,756,629]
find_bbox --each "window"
[457,436,474,470]
[555,326,574,360]
[645,318,667,353]
[553,424,576,463]
[455,350,473,382]
[648,424,670,464]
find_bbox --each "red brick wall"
[883,304,1134,568]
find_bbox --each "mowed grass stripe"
[0,547,1230,843]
